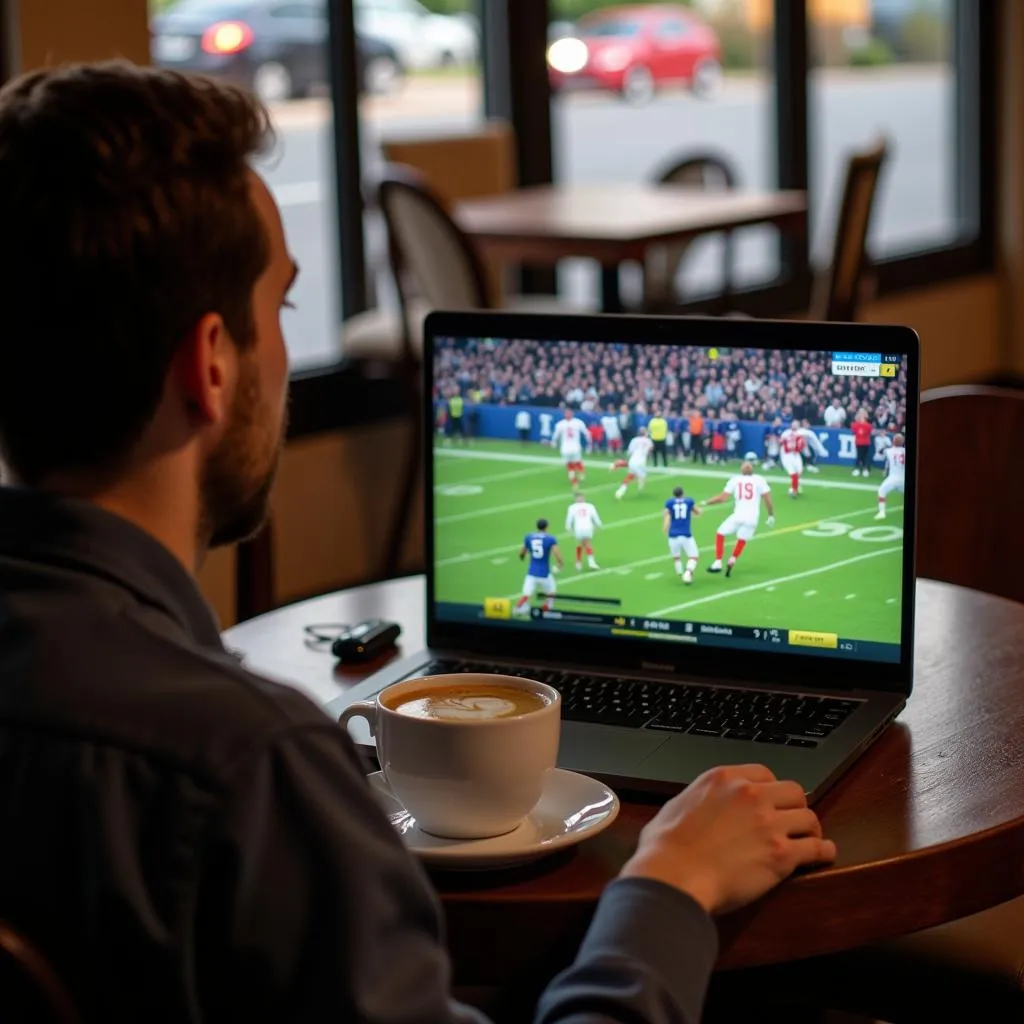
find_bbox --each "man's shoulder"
[2,604,337,787]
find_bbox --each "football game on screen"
[433,337,908,664]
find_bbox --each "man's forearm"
[534,879,718,1024]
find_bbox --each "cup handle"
[338,700,379,738]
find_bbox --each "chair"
[710,386,1024,1022]
[0,922,80,1023]
[643,151,739,311]
[236,521,275,621]
[342,121,518,365]
[810,137,889,322]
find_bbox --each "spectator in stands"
[824,399,846,427]
[432,340,907,437]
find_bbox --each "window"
[549,0,778,307]
[656,20,692,41]
[808,0,968,261]
[357,0,484,311]
[246,0,991,385]
[149,0,341,369]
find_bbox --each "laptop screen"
[431,335,910,665]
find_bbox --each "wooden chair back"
[917,385,1024,603]
[0,923,80,1024]
[645,151,739,310]
[377,166,494,318]
[380,121,516,304]
[812,137,889,322]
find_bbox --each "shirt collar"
[0,487,225,650]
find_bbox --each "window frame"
[292,0,996,438]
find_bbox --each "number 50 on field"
[802,522,904,542]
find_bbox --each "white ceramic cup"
[339,673,560,839]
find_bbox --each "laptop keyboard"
[409,660,862,749]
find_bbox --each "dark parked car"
[151,0,404,103]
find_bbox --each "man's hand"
[619,764,835,916]
[767,515,775,527]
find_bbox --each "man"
[447,389,466,444]
[647,408,668,467]
[703,462,775,577]
[800,419,823,474]
[610,426,654,499]
[0,63,834,1023]
[566,492,602,570]
[664,485,702,584]
[851,408,874,477]
[689,407,707,464]
[722,410,742,463]
[824,399,846,428]
[515,407,532,446]
[551,406,590,491]
[779,420,827,497]
[515,518,563,614]
[618,402,635,448]
[876,433,906,519]
[601,404,622,453]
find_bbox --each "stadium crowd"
[434,338,908,432]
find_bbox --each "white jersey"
[725,473,771,523]
[781,427,827,457]
[552,417,590,456]
[600,414,621,441]
[566,501,602,537]
[884,445,906,480]
[627,435,653,466]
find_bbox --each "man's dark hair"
[0,62,274,484]
[673,486,683,497]
[536,518,549,531]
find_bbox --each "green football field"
[433,439,905,645]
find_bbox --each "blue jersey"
[665,497,696,538]
[524,532,557,577]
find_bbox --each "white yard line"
[436,480,621,524]
[437,508,662,567]
[646,547,902,619]
[497,504,903,599]
[434,464,553,488]
[434,447,884,493]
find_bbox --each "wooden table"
[225,575,1024,987]
[454,184,808,312]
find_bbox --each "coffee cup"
[339,673,560,839]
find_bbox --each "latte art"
[388,684,549,722]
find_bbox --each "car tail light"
[201,20,254,55]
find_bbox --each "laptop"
[330,311,919,801]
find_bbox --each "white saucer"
[368,768,620,870]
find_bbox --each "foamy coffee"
[386,684,550,722]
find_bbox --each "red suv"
[548,4,723,106]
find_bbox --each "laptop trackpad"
[557,722,669,774]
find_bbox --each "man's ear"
[175,313,233,425]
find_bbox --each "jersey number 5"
[530,538,545,558]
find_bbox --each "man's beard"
[200,355,286,550]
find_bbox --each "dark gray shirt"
[0,488,718,1022]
